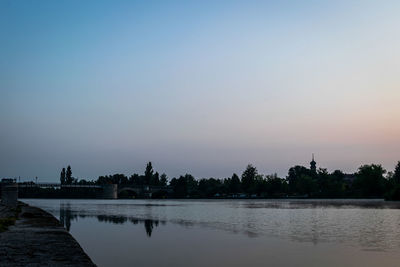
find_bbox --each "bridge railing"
[18,183,172,191]
[18,183,102,189]
[118,185,173,192]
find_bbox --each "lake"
[23,199,400,267]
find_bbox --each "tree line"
[60,161,400,200]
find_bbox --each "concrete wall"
[102,184,118,199]
[1,181,18,207]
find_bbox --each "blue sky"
[1,0,400,182]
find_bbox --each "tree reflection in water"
[59,204,163,237]
[59,203,76,231]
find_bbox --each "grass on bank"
[0,217,16,232]
[0,204,21,232]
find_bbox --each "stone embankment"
[0,202,95,267]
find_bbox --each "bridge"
[17,183,172,199]
[118,185,173,198]
[18,183,102,189]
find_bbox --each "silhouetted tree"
[265,174,287,197]
[129,173,142,185]
[68,159,400,201]
[144,162,154,185]
[170,174,198,197]
[60,168,66,185]
[152,172,160,186]
[229,173,241,194]
[354,164,386,197]
[316,168,329,196]
[287,166,311,194]
[112,174,128,184]
[198,178,223,197]
[96,174,128,185]
[160,173,168,186]
[242,164,257,194]
[393,161,400,184]
[383,162,400,200]
[253,174,267,196]
[325,170,346,197]
[296,174,317,196]
[66,165,73,184]
[331,170,345,180]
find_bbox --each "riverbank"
[0,202,95,266]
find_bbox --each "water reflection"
[23,199,400,267]
[53,199,400,252]
[239,199,400,209]
[20,198,400,267]
[59,203,74,231]
[59,203,164,237]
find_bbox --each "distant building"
[310,154,317,173]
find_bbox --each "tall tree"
[160,173,168,186]
[265,174,287,196]
[229,173,241,193]
[393,161,400,184]
[66,165,72,184]
[354,164,386,197]
[241,164,257,193]
[129,173,142,185]
[287,165,311,194]
[170,174,198,197]
[152,172,160,186]
[386,162,400,200]
[60,168,66,185]
[296,175,318,196]
[144,162,154,185]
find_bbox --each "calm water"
[24,199,400,267]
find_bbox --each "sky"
[1,0,400,182]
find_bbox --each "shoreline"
[0,202,95,267]
[19,196,388,200]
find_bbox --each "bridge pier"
[102,184,118,199]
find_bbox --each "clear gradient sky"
[1,0,400,182]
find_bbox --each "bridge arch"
[118,187,140,199]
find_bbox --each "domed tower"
[310,154,317,173]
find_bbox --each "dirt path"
[0,202,95,266]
